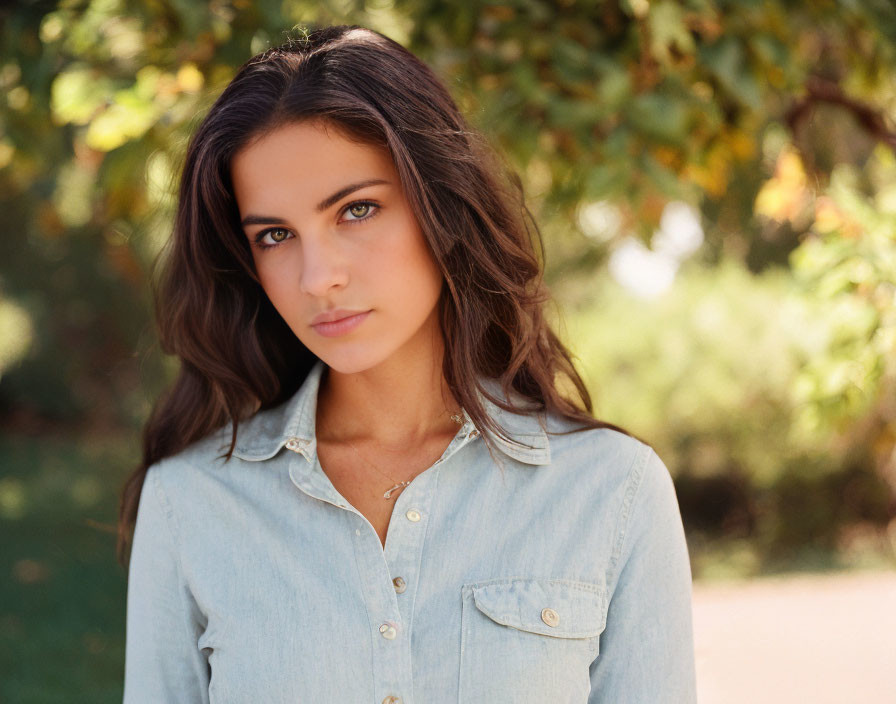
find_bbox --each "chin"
[307,342,394,376]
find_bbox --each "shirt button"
[405,509,421,522]
[379,623,397,640]
[467,429,480,439]
[284,437,305,452]
[382,697,402,704]
[392,576,406,593]
[541,607,560,627]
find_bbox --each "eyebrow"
[239,178,390,227]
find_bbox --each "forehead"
[230,120,395,206]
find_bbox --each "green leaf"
[648,0,697,65]
[700,37,763,110]
[50,66,115,126]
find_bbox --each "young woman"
[118,25,696,704]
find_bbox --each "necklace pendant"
[383,480,410,499]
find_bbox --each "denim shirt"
[123,360,696,703]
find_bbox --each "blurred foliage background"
[1,0,895,699]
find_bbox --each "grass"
[1,432,134,704]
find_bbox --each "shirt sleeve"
[588,444,697,703]
[123,463,211,704]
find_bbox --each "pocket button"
[541,607,560,627]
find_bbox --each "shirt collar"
[222,359,551,465]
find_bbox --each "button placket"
[370,466,437,701]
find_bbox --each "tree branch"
[785,75,896,153]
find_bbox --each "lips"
[310,309,372,337]
[310,309,370,326]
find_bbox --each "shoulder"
[138,427,266,550]
[542,414,677,517]
[143,427,235,501]
[544,413,656,481]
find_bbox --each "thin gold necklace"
[344,411,466,500]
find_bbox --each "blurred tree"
[0,0,894,564]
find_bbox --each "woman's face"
[230,120,444,374]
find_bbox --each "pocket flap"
[469,578,607,639]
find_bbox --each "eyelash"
[252,200,382,249]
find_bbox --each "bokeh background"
[1,0,894,701]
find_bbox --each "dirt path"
[692,569,896,703]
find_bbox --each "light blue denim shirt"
[123,360,696,703]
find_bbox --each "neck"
[315,333,462,450]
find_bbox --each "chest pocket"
[459,577,607,704]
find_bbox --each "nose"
[299,233,349,297]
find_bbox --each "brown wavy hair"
[116,24,631,567]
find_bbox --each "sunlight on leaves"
[0,299,33,377]
[0,477,26,520]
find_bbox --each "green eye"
[255,227,293,248]
[342,200,380,223]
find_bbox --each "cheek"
[254,253,303,312]
[378,227,442,308]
